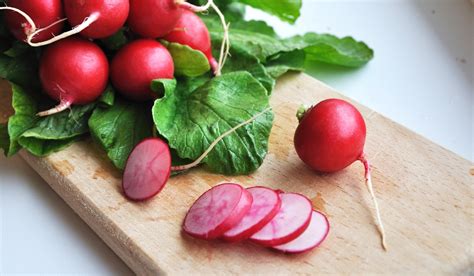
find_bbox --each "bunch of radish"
[0,0,229,115]
[183,183,330,254]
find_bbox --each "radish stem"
[359,154,387,251]
[171,107,272,171]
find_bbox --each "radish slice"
[273,210,330,253]
[122,138,171,201]
[183,183,253,240]
[250,193,312,247]
[222,186,281,242]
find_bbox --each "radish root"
[0,5,99,47]
[172,107,272,171]
[359,154,387,251]
[37,100,72,117]
[179,0,230,76]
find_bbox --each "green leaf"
[150,78,177,97]
[4,41,29,57]
[236,0,302,23]
[153,71,273,175]
[162,41,210,77]
[0,123,9,155]
[18,137,78,157]
[89,99,153,170]
[265,50,306,78]
[6,83,38,156]
[0,48,40,89]
[100,28,129,51]
[98,85,116,107]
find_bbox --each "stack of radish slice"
[183,183,330,253]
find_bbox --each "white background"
[1,0,472,274]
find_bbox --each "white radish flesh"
[183,183,253,240]
[273,210,330,253]
[122,138,171,201]
[223,186,281,242]
[250,193,312,247]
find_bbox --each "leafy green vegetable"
[98,85,116,107]
[151,78,177,97]
[153,71,273,175]
[0,123,9,154]
[100,28,129,51]
[89,99,153,170]
[237,0,302,23]
[162,41,210,77]
[18,137,79,156]
[265,50,306,78]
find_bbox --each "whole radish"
[63,0,129,39]
[163,9,219,73]
[110,39,174,101]
[2,0,64,43]
[294,98,387,250]
[38,37,109,116]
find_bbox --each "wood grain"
[2,74,473,275]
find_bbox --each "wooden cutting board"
[1,74,472,275]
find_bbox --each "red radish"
[222,186,281,242]
[294,98,387,250]
[250,193,312,247]
[163,9,219,73]
[123,138,172,201]
[110,39,174,101]
[63,0,130,39]
[2,0,64,43]
[122,108,271,201]
[37,37,109,116]
[273,210,330,254]
[183,183,253,239]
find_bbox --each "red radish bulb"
[128,0,182,38]
[38,37,109,116]
[273,210,330,254]
[111,39,174,101]
[123,138,172,201]
[183,183,253,239]
[163,9,218,72]
[294,98,387,250]
[250,193,312,247]
[223,186,281,242]
[3,0,64,43]
[63,0,130,39]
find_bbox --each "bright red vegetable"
[294,98,387,250]
[38,37,109,116]
[250,193,312,247]
[128,0,182,38]
[63,0,130,39]
[183,183,253,239]
[110,39,174,101]
[222,186,281,242]
[122,138,172,201]
[273,210,330,254]
[2,0,64,43]
[164,9,218,73]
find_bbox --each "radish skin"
[38,38,109,116]
[123,138,172,201]
[273,210,330,254]
[250,193,312,247]
[294,99,387,250]
[183,183,253,239]
[223,186,281,242]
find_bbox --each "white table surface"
[1,0,472,274]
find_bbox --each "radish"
[183,183,253,239]
[37,37,109,116]
[122,108,272,201]
[250,193,313,247]
[110,39,174,101]
[123,138,172,201]
[63,0,130,39]
[163,9,219,74]
[294,98,387,250]
[273,210,330,254]
[1,0,64,43]
[128,0,229,75]
[222,186,281,242]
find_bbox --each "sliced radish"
[250,193,312,247]
[273,210,330,253]
[122,138,171,201]
[222,186,281,242]
[183,183,253,240]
